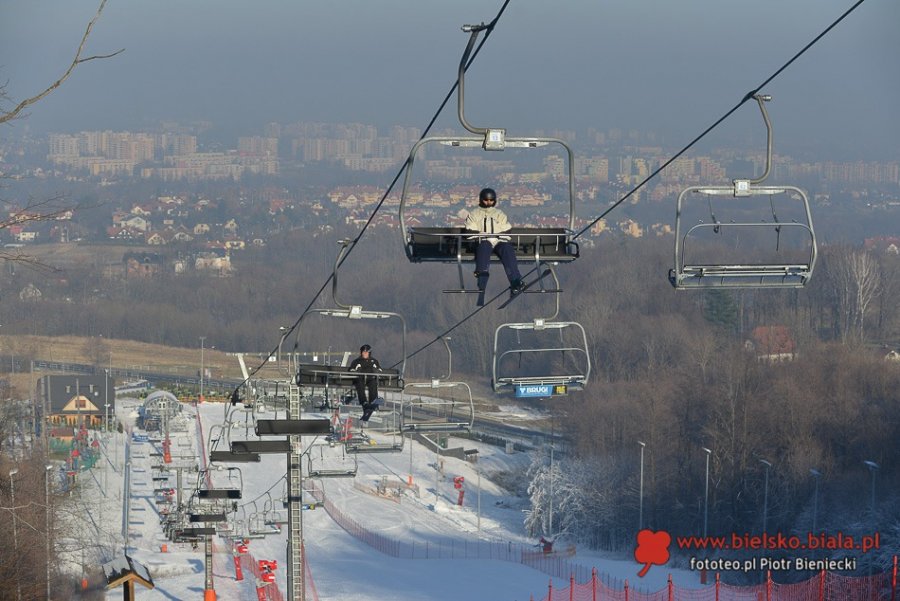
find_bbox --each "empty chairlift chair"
[492,269,591,394]
[670,95,817,289]
[401,337,474,433]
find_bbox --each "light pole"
[45,465,53,601]
[760,459,772,534]
[863,461,879,518]
[638,441,646,531]
[199,336,206,402]
[863,460,879,577]
[10,468,21,601]
[278,326,290,365]
[477,466,482,532]
[104,368,110,435]
[810,469,821,533]
[548,443,554,539]
[702,447,712,538]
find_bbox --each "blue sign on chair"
[516,384,553,398]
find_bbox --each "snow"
[60,395,707,600]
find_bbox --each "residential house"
[195,251,233,276]
[145,231,168,245]
[38,374,115,427]
[123,252,163,278]
[746,326,797,362]
[121,215,150,232]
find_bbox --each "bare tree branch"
[0,0,123,126]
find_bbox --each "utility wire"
[572,0,867,240]
[230,0,514,397]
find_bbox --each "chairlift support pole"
[286,376,306,601]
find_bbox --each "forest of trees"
[1,226,899,581]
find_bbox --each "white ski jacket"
[465,206,512,247]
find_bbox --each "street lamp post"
[45,465,53,601]
[810,469,821,533]
[104,368,109,435]
[278,326,290,365]
[760,459,772,534]
[638,441,646,531]
[477,466,482,532]
[548,443,554,539]
[199,336,206,402]
[702,447,712,538]
[863,461,879,518]
[10,468,21,601]
[863,460,879,577]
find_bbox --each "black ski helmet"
[479,187,497,203]
[360,344,372,353]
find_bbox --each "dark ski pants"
[354,376,378,406]
[475,240,521,283]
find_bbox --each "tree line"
[1,227,899,577]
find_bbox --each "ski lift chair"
[401,337,475,433]
[294,239,407,403]
[306,438,359,478]
[670,95,817,289]
[492,268,591,393]
[399,24,578,294]
[344,409,405,454]
[492,320,591,394]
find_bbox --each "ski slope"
[60,395,705,600]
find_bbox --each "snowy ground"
[59,395,706,600]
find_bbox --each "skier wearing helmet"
[465,187,523,299]
[348,344,383,421]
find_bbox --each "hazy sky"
[2,0,898,158]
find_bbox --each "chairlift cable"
[390,0,867,371]
[235,0,865,395]
[572,0,868,241]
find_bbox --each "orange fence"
[535,560,899,601]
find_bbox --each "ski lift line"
[228,0,513,400]
[572,0,869,242]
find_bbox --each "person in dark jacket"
[348,344,382,421]
[465,187,523,295]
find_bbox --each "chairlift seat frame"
[492,321,591,394]
[296,364,404,391]
[400,381,475,434]
[670,184,817,290]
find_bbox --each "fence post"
[548,578,553,601]
[668,575,673,601]
[624,578,629,601]
[892,555,897,601]
[766,570,772,601]
[715,572,720,601]
[592,567,597,601]
[818,569,825,601]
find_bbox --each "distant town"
[0,120,897,266]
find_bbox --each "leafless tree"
[0,2,120,594]
[0,0,123,267]
[825,246,881,343]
